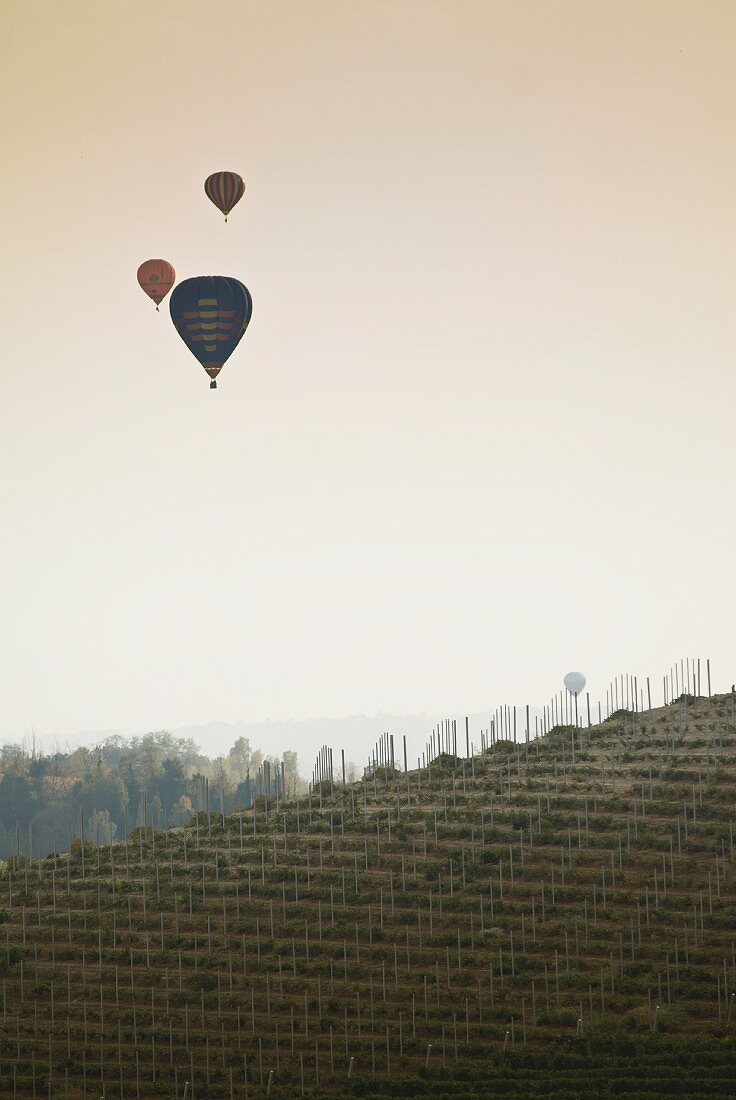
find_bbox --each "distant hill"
[168,710,521,770]
[35,708,546,771]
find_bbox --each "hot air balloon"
[169,276,253,388]
[204,171,245,221]
[564,671,586,695]
[137,259,176,311]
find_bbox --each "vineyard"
[2,692,736,1096]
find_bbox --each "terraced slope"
[1,692,736,1097]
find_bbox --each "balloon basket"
[210,380,217,389]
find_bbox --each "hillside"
[1,692,736,1096]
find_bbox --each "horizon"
[2,655,714,773]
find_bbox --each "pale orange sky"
[1,1,734,743]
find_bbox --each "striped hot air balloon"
[204,171,245,221]
[137,259,176,311]
[169,276,253,388]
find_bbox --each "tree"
[29,803,70,857]
[227,737,255,781]
[63,746,94,776]
[0,773,35,830]
[123,767,140,833]
[0,820,12,860]
[155,758,187,813]
[0,743,28,769]
[169,795,193,826]
[234,772,253,809]
[87,809,117,846]
[73,771,127,836]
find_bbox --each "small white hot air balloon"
[564,671,586,695]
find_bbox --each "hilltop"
[1,691,736,1096]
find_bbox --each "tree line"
[0,731,302,860]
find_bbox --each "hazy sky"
[1,1,734,748]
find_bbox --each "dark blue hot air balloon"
[169,276,253,388]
